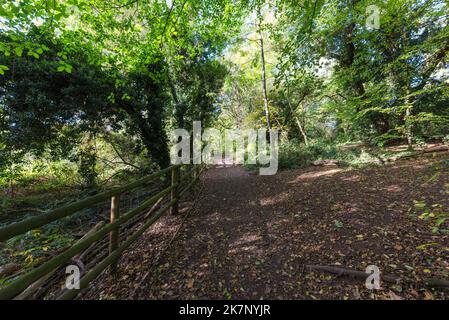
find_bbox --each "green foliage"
[334,220,344,229]
[414,200,449,234]
[413,160,449,233]
[277,139,338,168]
[271,0,449,145]
[1,229,74,268]
[75,145,98,189]
[1,0,448,194]
[273,138,420,170]
[0,0,247,183]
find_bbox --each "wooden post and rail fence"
[0,164,205,300]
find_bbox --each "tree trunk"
[402,29,414,150]
[405,105,413,149]
[258,11,271,131]
[122,103,170,169]
[286,91,308,145]
[167,71,187,129]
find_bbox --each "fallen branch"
[305,265,400,284]
[143,196,165,220]
[72,221,106,269]
[13,221,106,300]
[13,268,59,300]
[0,263,20,278]
[424,278,449,288]
[312,160,339,166]
[421,145,449,154]
[305,265,449,289]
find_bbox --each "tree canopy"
[0,0,448,185]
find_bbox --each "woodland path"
[82,154,449,300]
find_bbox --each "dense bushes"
[277,138,421,170]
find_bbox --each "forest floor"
[82,152,449,300]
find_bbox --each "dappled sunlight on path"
[82,153,449,300]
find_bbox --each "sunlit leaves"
[0,65,9,75]
[57,61,73,73]
[14,46,23,57]
[271,0,449,143]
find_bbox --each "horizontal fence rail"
[0,166,175,242]
[0,164,206,300]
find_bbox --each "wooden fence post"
[171,166,179,215]
[109,195,120,274]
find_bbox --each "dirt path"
[83,154,449,300]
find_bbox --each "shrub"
[278,139,339,169]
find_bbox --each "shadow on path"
[83,154,449,300]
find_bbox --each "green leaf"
[14,47,23,57]
[0,65,7,75]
